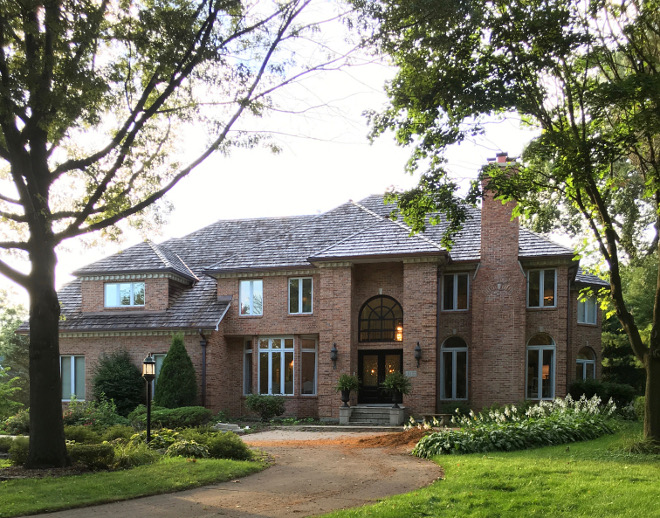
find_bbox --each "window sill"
[440,309,469,313]
[526,306,558,311]
[577,321,598,326]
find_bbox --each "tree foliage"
[0,0,348,467]
[91,350,144,417]
[353,0,660,441]
[0,291,29,407]
[154,334,197,408]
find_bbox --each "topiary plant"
[245,394,286,422]
[154,334,197,408]
[91,350,144,416]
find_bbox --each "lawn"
[0,456,263,517]
[323,422,660,518]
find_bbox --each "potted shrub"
[382,371,411,408]
[335,374,360,407]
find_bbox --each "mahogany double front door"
[357,349,403,404]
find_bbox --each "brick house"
[54,155,606,421]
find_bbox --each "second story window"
[359,295,403,342]
[577,294,597,324]
[442,273,469,311]
[527,269,556,308]
[240,279,263,316]
[104,282,145,307]
[289,277,312,314]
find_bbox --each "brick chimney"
[470,152,527,409]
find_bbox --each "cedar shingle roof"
[53,195,585,334]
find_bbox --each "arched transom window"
[576,347,596,380]
[358,295,403,343]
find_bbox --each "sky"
[0,5,539,306]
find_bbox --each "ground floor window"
[526,334,555,400]
[301,338,317,395]
[244,340,253,395]
[61,355,85,401]
[440,336,468,399]
[576,347,596,380]
[259,337,294,395]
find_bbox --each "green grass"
[0,457,263,517]
[323,422,660,518]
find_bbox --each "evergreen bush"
[206,432,253,460]
[128,405,212,429]
[68,443,115,470]
[154,334,197,408]
[0,436,14,453]
[92,350,144,416]
[245,394,286,422]
[101,424,136,443]
[8,436,29,466]
[64,425,102,444]
[568,379,636,407]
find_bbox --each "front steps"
[339,405,406,426]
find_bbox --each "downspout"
[199,330,207,407]
[566,273,572,397]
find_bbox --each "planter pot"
[391,390,403,409]
[340,389,351,407]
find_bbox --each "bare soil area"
[34,429,442,518]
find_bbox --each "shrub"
[101,424,136,443]
[8,436,29,466]
[207,432,252,461]
[92,350,144,417]
[0,436,14,453]
[412,395,616,458]
[568,379,636,407]
[128,405,213,429]
[165,440,209,458]
[634,396,645,420]
[3,408,29,435]
[64,425,102,444]
[112,442,159,469]
[154,334,197,408]
[129,428,180,450]
[245,394,286,422]
[62,396,130,430]
[68,443,115,470]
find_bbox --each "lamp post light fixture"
[142,353,156,444]
[330,343,338,370]
[414,342,422,368]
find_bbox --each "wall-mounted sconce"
[414,342,422,368]
[330,343,338,370]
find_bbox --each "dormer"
[74,241,198,313]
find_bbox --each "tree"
[154,334,197,408]
[0,0,352,467]
[0,366,23,419]
[92,350,144,417]
[0,291,29,408]
[353,0,660,441]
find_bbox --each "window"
[258,337,294,395]
[440,337,468,399]
[153,353,166,392]
[576,347,596,380]
[527,269,556,308]
[526,333,555,400]
[239,279,263,316]
[244,340,253,395]
[442,273,469,311]
[577,294,597,324]
[61,355,85,400]
[358,295,403,342]
[301,338,317,395]
[289,277,313,314]
[104,282,145,307]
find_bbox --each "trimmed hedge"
[128,405,213,429]
[206,432,253,461]
[245,394,286,422]
[68,443,115,470]
[568,379,636,407]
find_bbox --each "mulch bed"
[0,464,93,480]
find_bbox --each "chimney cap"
[487,152,517,164]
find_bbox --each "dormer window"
[104,282,145,307]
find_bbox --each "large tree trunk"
[26,242,69,468]
[644,353,660,443]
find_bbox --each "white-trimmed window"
[244,340,253,395]
[526,333,555,399]
[527,269,556,308]
[301,338,317,395]
[258,337,294,395]
[104,282,145,307]
[239,279,263,316]
[440,336,468,399]
[289,277,313,314]
[576,347,596,380]
[577,294,597,324]
[442,273,469,311]
[61,355,85,400]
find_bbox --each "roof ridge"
[148,241,199,281]
[350,199,445,251]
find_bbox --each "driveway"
[40,429,442,517]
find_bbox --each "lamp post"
[142,353,156,444]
